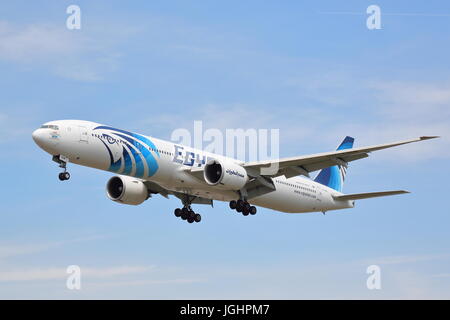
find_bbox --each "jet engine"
[204,159,249,190]
[106,175,149,205]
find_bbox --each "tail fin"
[314,136,354,192]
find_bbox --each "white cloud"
[370,81,450,120]
[431,273,450,278]
[0,112,35,145]
[0,252,448,298]
[0,265,153,282]
[88,277,206,288]
[0,20,124,81]
[278,74,449,160]
[0,22,81,62]
[0,235,109,259]
[363,253,450,266]
[0,243,58,259]
[82,266,154,278]
[0,267,66,282]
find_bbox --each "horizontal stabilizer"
[333,190,409,201]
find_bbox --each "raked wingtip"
[420,136,440,140]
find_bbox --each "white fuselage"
[32,120,354,213]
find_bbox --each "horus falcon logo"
[93,126,160,178]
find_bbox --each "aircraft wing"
[143,180,170,198]
[143,180,213,206]
[243,136,438,178]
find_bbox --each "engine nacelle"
[204,159,249,190]
[106,175,149,205]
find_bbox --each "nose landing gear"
[53,155,70,181]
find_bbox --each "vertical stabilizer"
[314,136,354,192]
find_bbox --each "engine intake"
[106,175,148,205]
[204,159,248,190]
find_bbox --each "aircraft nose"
[32,128,46,147]
[32,129,40,142]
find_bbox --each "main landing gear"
[229,200,257,216]
[53,155,70,181]
[175,195,203,224]
[174,207,202,224]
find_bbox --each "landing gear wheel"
[249,206,257,215]
[174,208,182,217]
[187,217,195,223]
[58,172,70,181]
[194,214,202,223]
[229,200,237,210]
[242,204,250,216]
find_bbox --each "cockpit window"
[41,125,59,130]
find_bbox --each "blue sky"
[0,0,449,299]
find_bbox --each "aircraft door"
[79,126,89,143]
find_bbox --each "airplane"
[31,120,437,224]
